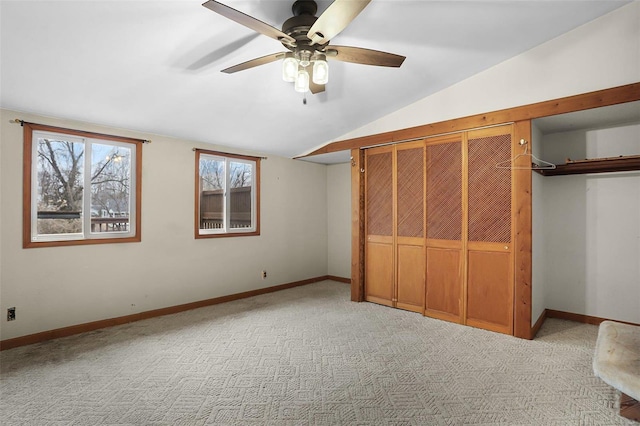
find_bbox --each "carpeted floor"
[0,280,633,425]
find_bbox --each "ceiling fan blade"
[310,82,325,94]
[307,0,371,45]
[202,1,296,47]
[325,45,405,67]
[188,34,260,71]
[222,52,286,74]
[308,67,325,94]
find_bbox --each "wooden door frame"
[348,83,640,339]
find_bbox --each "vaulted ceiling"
[0,1,629,159]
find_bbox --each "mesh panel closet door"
[365,149,394,306]
[467,134,511,243]
[426,142,462,241]
[397,147,424,238]
[366,151,393,237]
[466,131,513,335]
[425,140,463,322]
[396,146,425,313]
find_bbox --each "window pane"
[229,161,252,229]
[199,157,225,230]
[91,144,132,234]
[36,137,84,235]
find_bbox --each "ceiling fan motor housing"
[282,1,328,55]
[291,0,317,17]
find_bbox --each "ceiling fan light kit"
[202,0,405,96]
[282,53,298,82]
[312,54,329,85]
[294,68,310,93]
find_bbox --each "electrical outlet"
[261,270,267,279]
[7,307,16,321]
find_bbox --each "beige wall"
[326,163,351,279]
[0,109,329,340]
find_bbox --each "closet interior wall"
[532,120,640,325]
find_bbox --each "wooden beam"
[299,82,640,158]
[350,149,365,301]
[513,120,533,339]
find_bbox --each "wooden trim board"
[531,309,640,339]
[0,276,343,351]
[298,82,640,158]
[546,309,640,327]
[327,275,351,284]
[350,148,365,302]
[513,120,533,339]
[531,309,548,338]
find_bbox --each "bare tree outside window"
[230,162,252,189]
[91,144,131,227]
[24,123,142,248]
[229,161,252,229]
[37,138,84,234]
[196,150,259,236]
[199,157,225,228]
[36,137,132,235]
[200,158,224,191]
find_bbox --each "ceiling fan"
[202,0,406,94]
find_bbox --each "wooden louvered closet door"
[365,146,394,307]
[466,127,514,334]
[363,124,516,335]
[425,136,464,323]
[365,143,425,311]
[395,142,425,313]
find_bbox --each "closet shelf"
[535,155,640,176]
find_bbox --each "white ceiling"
[534,101,640,135]
[0,1,630,161]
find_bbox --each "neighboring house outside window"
[23,122,143,248]
[195,149,260,238]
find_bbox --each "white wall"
[540,123,640,323]
[0,109,329,340]
[323,1,639,322]
[326,163,351,279]
[334,2,639,142]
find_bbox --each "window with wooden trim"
[23,123,143,248]
[195,149,260,238]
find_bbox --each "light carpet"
[0,280,633,425]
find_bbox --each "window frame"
[195,149,261,239]
[23,122,143,248]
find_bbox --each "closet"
[350,84,640,339]
[365,141,425,314]
[531,106,640,326]
[364,124,516,334]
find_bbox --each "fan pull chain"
[303,93,307,105]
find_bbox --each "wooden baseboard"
[546,309,640,327]
[326,275,351,284]
[531,309,547,338]
[0,275,334,351]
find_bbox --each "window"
[195,149,260,238]
[23,123,143,248]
